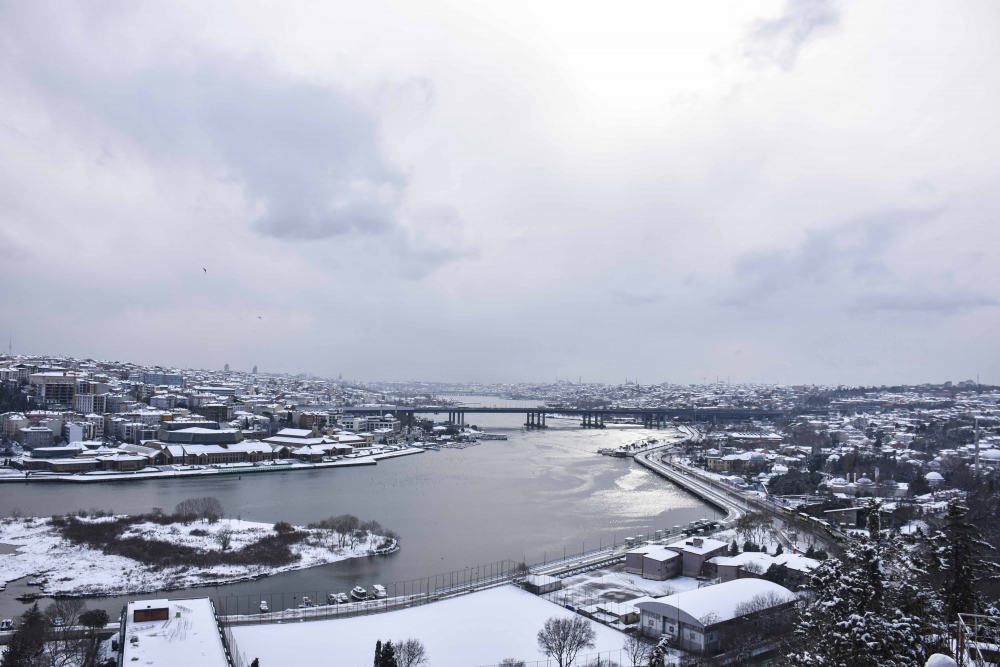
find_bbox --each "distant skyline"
[1,1,998,385]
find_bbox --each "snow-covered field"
[231,585,630,667]
[0,516,394,596]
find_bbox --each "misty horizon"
[1,1,998,385]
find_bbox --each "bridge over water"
[342,406,783,429]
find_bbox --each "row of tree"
[0,601,111,667]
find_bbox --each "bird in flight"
[258,316,262,320]
[203,268,207,273]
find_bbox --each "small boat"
[26,580,43,586]
[327,593,337,604]
[15,595,38,602]
[350,586,367,601]
[1,619,13,631]
[259,601,268,613]
[371,584,387,599]
[336,593,349,604]
[302,597,312,607]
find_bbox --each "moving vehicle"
[351,586,367,601]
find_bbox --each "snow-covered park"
[231,585,630,667]
[0,515,393,596]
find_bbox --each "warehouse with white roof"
[635,578,798,653]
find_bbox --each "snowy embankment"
[0,516,396,596]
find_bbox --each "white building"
[636,579,797,653]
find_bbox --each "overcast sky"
[1,1,998,385]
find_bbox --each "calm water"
[0,399,715,618]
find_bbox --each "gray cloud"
[745,0,839,70]
[0,2,998,384]
[719,207,999,320]
[0,4,468,268]
[851,290,998,316]
[609,289,663,306]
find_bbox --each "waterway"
[0,398,717,619]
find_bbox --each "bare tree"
[537,616,596,667]
[43,598,88,667]
[394,638,429,667]
[214,525,233,551]
[723,592,797,667]
[735,512,771,546]
[175,497,224,523]
[585,658,619,667]
[511,561,531,585]
[624,634,652,667]
[361,519,384,547]
[332,514,360,547]
[498,660,526,667]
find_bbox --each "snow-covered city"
[3,1,999,666]
[1,352,999,666]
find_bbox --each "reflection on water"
[0,398,714,618]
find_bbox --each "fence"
[217,560,520,626]
[473,648,672,667]
[957,613,1000,667]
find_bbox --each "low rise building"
[121,598,229,667]
[636,579,797,652]
[666,537,729,578]
[17,426,54,449]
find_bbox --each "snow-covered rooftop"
[636,578,796,628]
[123,597,228,667]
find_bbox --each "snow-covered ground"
[561,567,702,599]
[231,585,632,667]
[0,516,394,596]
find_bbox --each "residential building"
[18,426,54,449]
[29,371,85,407]
[74,392,107,414]
[665,537,729,577]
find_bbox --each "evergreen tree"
[774,543,783,556]
[804,545,816,559]
[786,535,945,667]
[374,640,383,667]
[866,500,883,542]
[729,539,739,556]
[648,637,670,667]
[381,638,398,667]
[930,499,1000,620]
[1,603,47,667]
[250,660,260,667]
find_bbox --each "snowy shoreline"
[0,446,422,484]
[0,516,397,597]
